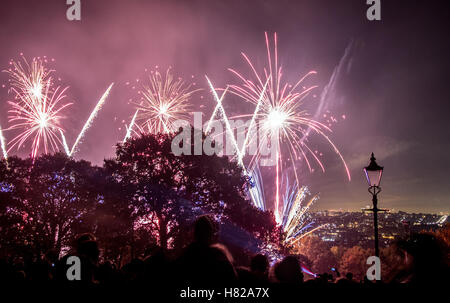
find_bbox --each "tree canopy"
[0,131,275,259]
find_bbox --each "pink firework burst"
[5,57,71,159]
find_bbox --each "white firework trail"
[205,76,245,170]
[236,76,271,167]
[0,124,8,161]
[247,164,266,211]
[59,129,70,156]
[289,224,327,246]
[205,76,269,173]
[69,83,114,156]
[205,85,229,133]
[123,109,139,143]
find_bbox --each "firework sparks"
[248,167,326,247]
[0,124,7,161]
[7,85,71,159]
[123,109,139,142]
[205,82,229,134]
[247,164,266,211]
[282,184,317,241]
[69,83,114,156]
[205,76,246,167]
[4,57,72,159]
[5,56,53,101]
[280,179,326,245]
[206,76,269,173]
[59,129,70,156]
[3,57,112,159]
[134,68,199,135]
[229,32,351,222]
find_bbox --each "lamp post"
[363,153,387,257]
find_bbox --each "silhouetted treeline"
[0,133,448,289]
[0,132,275,262]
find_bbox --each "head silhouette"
[345,272,353,280]
[274,255,303,284]
[251,254,269,274]
[75,233,99,263]
[398,232,446,282]
[193,215,215,245]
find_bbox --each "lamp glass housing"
[364,168,382,187]
[364,153,383,187]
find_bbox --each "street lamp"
[363,153,387,257]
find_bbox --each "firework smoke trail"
[135,68,200,135]
[228,32,351,222]
[300,42,355,181]
[69,83,114,156]
[313,41,354,124]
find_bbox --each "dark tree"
[104,131,275,251]
[0,156,31,257]
[0,130,276,260]
[87,165,156,262]
[0,153,100,257]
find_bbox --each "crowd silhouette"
[0,215,448,293]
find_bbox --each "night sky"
[0,0,449,213]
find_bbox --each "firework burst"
[6,56,53,101]
[229,32,350,222]
[280,179,326,246]
[7,84,71,159]
[247,165,325,246]
[133,68,200,135]
[4,57,71,159]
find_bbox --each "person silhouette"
[397,233,449,285]
[176,215,236,286]
[250,254,270,284]
[273,255,304,284]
